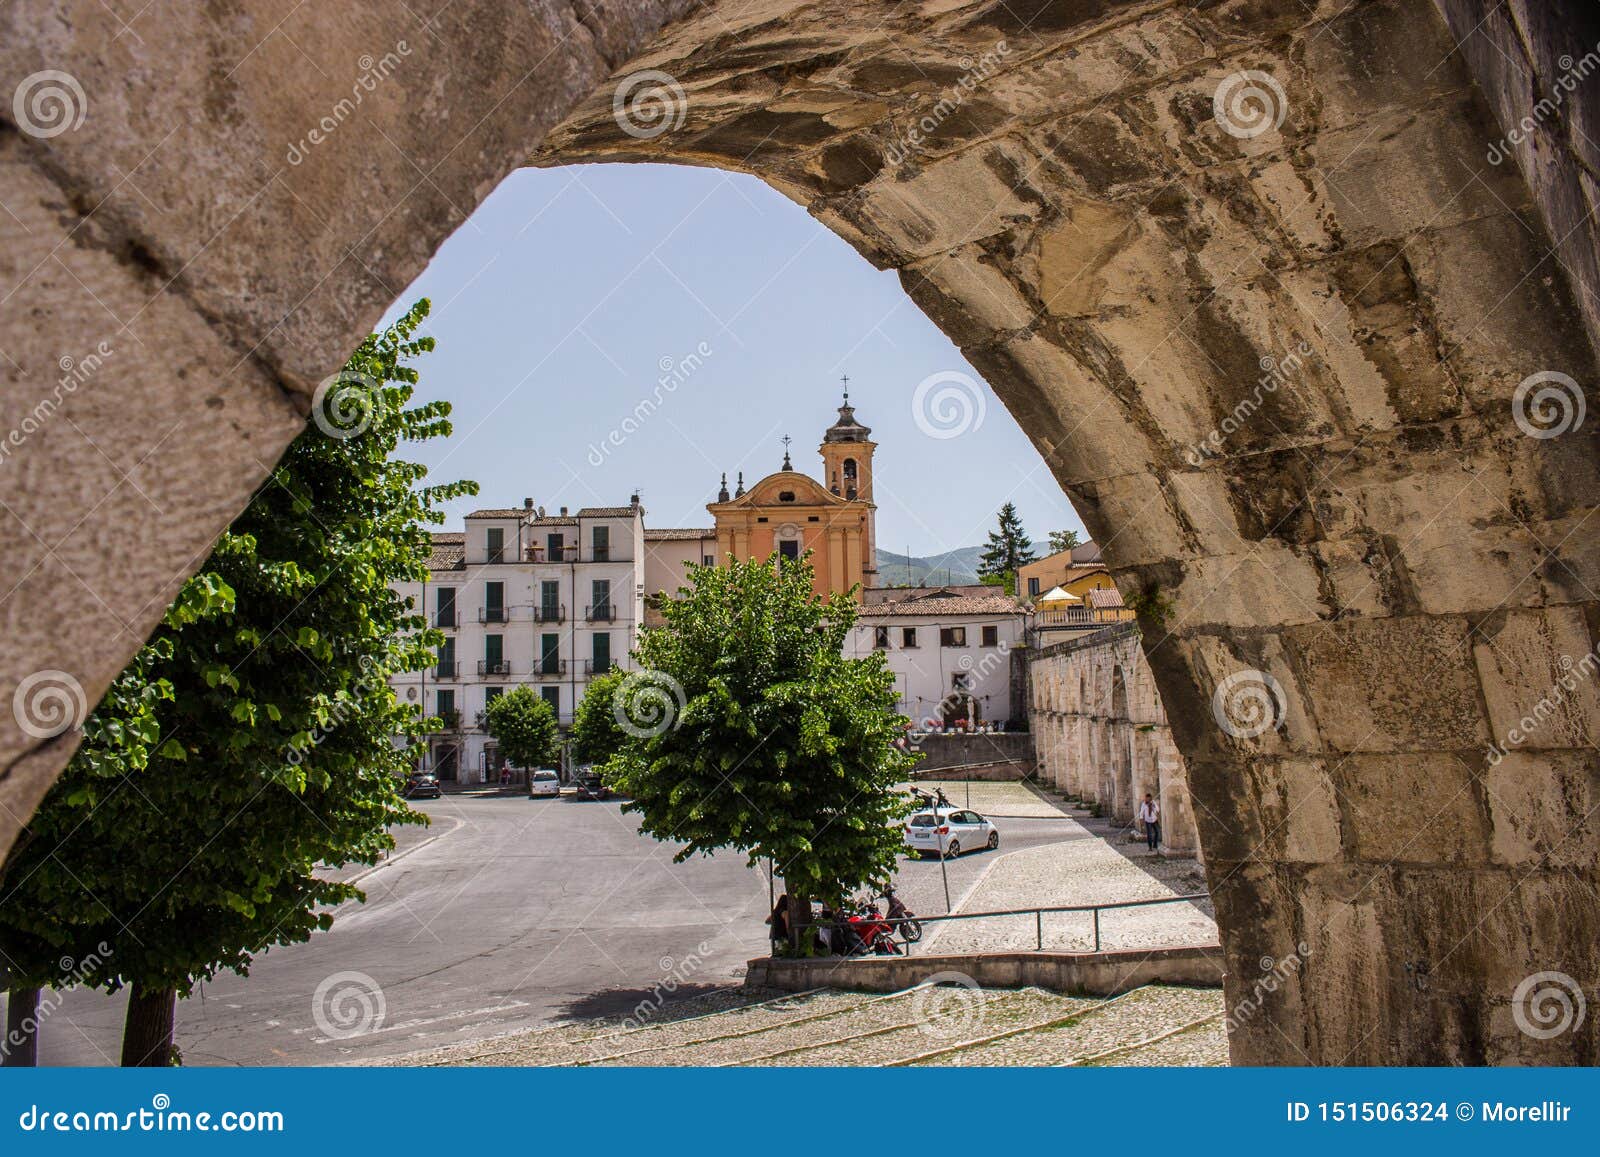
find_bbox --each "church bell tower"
[819,378,878,586]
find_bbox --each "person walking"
[1138,792,1161,851]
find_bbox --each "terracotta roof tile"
[645,527,717,541]
[862,593,1025,618]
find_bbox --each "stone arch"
[4,1,1599,1065]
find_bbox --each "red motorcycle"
[842,898,903,956]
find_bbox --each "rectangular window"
[982,624,999,647]
[540,579,560,622]
[485,634,504,674]
[484,580,505,623]
[873,625,889,649]
[1027,577,1040,597]
[777,539,800,561]
[540,687,561,716]
[940,626,967,647]
[901,627,917,649]
[436,586,456,627]
[592,632,611,675]
[485,686,503,707]
[547,532,565,560]
[592,578,612,621]
[540,633,560,675]
[592,525,610,562]
[436,689,455,719]
[703,554,714,566]
[486,527,504,564]
[437,637,456,678]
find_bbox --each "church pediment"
[714,470,845,509]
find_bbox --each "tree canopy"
[484,687,560,770]
[569,670,629,765]
[977,502,1036,593]
[0,299,474,1064]
[603,556,918,937]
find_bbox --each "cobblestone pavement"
[397,982,1229,1067]
[906,781,1216,955]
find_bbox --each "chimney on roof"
[630,492,640,507]
[523,497,534,510]
[560,506,568,516]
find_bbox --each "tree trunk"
[787,889,810,955]
[3,987,41,1067]
[120,984,176,1067]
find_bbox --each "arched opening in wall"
[5,0,1599,1069]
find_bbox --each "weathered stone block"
[1285,615,1490,751]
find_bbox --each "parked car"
[573,766,612,801]
[903,807,998,858]
[403,771,442,800]
[528,769,562,798]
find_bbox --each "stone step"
[1073,1010,1229,1067]
[410,985,837,1067]
[912,985,1225,1067]
[738,988,1100,1067]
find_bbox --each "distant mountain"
[875,546,984,588]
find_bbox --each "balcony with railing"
[586,604,616,623]
[533,658,568,678]
[437,709,461,730]
[477,659,512,676]
[435,608,457,628]
[1031,606,1136,633]
[533,603,566,624]
[584,659,613,676]
[435,660,458,679]
[478,606,510,624]
[524,544,580,563]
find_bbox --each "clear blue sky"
[380,163,1082,558]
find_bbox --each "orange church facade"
[707,393,879,600]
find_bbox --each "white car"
[529,769,562,798]
[903,807,998,858]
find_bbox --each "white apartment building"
[391,499,648,783]
[845,590,1029,728]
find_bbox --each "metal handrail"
[871,892,1210,954]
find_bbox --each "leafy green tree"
[569,670,629,765]
[0,299,474,1065]
[977,502,1036,594]
[604,556,918,952]
[484,687,560,771]
[1047,528,1081,555]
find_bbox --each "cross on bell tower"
[781,434,793,471]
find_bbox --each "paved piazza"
[30,783,1209,1065]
